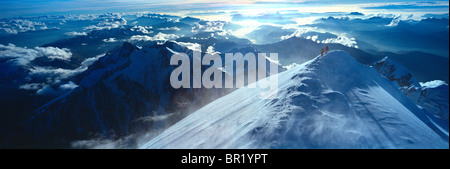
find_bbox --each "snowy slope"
[141,51,448,149]
[372,57,449,132]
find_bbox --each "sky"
[0,0,449,18]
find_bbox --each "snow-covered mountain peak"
[77,42,187,88]
[140,50,448,149]
[372,56,421,88]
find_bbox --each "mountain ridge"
[141,51,448,149]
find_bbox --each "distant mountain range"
[255,37,449,83]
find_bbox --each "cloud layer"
[129,33,180,42]
[1,43,106,95]
[0,19,57,35]
[0,44,72,66]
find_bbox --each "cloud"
[35,81,78,95]
[308,15,449,56]
[60,81,79,90]
[103,38,118,43]
[0,44,72,66]
[84,15,127,31]
[281,28,309,40]
[293,16,321,26]
[36,85,59,95]
[0,43,98,96]
[22,53,104,95]
[306,35,318,42]
[231,13,297,25]
[19,83,45,90]
[70,113,178,149]
[80,53,105,67]
[0,44,40,66]
[129,35,153,41]
[29,67,82,80]
[420,80,448,88]
[71,137,133,149]
[0,27,18,34]
[362,1,449,10]
[58,14,98,21]
[129,33,179,42]
[130,26,153,34]
[320,36,358,48]
[65,31,88,36]
[34,46,72,60]
[152,33,180,41]
[310,16,407,32]
[29,53,105,80]
[206,46,215,54]
[176,42,201,52]
[0,19,56,35]
[282,63,300,70]
[157,27,181,31]
[192,21,226,33]
[386,18,400,27]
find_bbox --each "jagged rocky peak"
[372,56,421,88]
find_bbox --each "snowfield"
[140,51,448,149]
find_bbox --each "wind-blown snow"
[141,51,448,149]
[421,80,448,89]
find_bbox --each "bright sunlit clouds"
[1,0,448,18]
